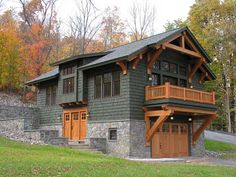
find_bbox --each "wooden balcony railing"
[145,82,215,105]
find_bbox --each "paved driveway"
[205,130,236,145]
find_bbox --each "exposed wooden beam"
[164,43,202,58]
[199,72,206,84]
[165,33,182,44]
[193,114,217,144]
[183,32,199,53]
[146,110,173,143]
[128,55,138,61]
[132,57,141,69]
[199,66,212,81]
[145,115,150,146]
[162,105,216,115]
[147,47,163,74]
[116,61,128,75]
[188,58,205,83]
[180,35,185,48]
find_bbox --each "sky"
[55,0,195,34]
[2,0,195,34]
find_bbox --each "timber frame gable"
[114,28,215,85]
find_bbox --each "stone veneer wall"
[39,124,63,137]
[87,119,151,158]
[129,120,151,158]
[87,120,130,157]
[190,119,205,156]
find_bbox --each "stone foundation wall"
[39,124,63,137]
[0,119,42,144]
[130,120,151,158]
[87,120,130,157]
[190,119,205,156]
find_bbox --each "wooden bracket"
[188,58,205,83]
[192,114,217,144]
[199,72,206,84]
[147,47,163,74]
[132,54,142,69]
[199,66,212,81]
[145,110,173,144]
[116,61,128,75]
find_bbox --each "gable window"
[170,63,178,74]
[95,75,102,98]
[161,61,169,72]
[63,66,76,75]
[153,61,160,70]
[152,74,160,86]
[63,77,74,94]
[108,128,117,141]
[46,85,57,105]
[179,66,187,76]
[112,71,120,96]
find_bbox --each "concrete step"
[68,144,103,154]
[68,140,85,145]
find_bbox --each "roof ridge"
[107,27,186,51]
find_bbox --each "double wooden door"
[63,108,87,140]
[152,123,189,158]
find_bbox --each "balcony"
[145,82,215,105]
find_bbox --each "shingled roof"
[26,26,216,85]
[80,27,212,70]
[26,67,59,85]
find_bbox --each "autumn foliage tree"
[0,10,22,91]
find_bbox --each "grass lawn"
[0,137,236,177]
[205,139,236,160]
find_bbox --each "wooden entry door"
[63,108,87,140]
[152,123,189,158]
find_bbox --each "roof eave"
[25,75,59,86]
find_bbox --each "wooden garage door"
[152,123,189,158]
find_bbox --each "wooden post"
[165,82,170,98]
[212,92,215,104]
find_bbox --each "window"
[95,75,102,98]
[172,125,179,133]
[179,66,187,76]
[153,61,160,70]
[170,63,178,74]
[163,75,178,85]
[103,73,112,97]
[108,128,117,141]
[162,124,169,132]
[46,85,57,105]
[180,79,187,87]
[112,71,120,96]
[95,71,120,99]
[63,77,74,94]
[151,74,160,86]
[161,61,169,72]
[65,114,70,121]
[63,66,76,75]
[73,113,79,120]
[81,112,87,120]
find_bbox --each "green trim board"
[144,98,217,111]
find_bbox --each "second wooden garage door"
[152,123,189,158]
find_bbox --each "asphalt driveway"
[205,130,236,145]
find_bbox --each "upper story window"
[179,66,187,76]
[161,61,169,72]
[95,71,120,99]
[46,85,57,105]
[103,73,112,97]
[152,73,160,86]
[163,75,178,86]
[63,66,76,75]
[170,63,178,74]
[63,77,74,94]
[153,61,160,70]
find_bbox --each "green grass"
[205,139,236,160]
[0,137,236,177]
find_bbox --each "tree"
[127,0,156,41]
[99,6,127,50]
[0,10,22,91]
[68,0,101,55]
[18,0,60,79]
[163,18,188,31]
[187,0,236,132]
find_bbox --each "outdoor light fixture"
[188,117,192,121]
[170,116,174,120]
[86,112,90,119]
[190,85,193,89]
[148,76,152,81]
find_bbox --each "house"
[26,27,217,158]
